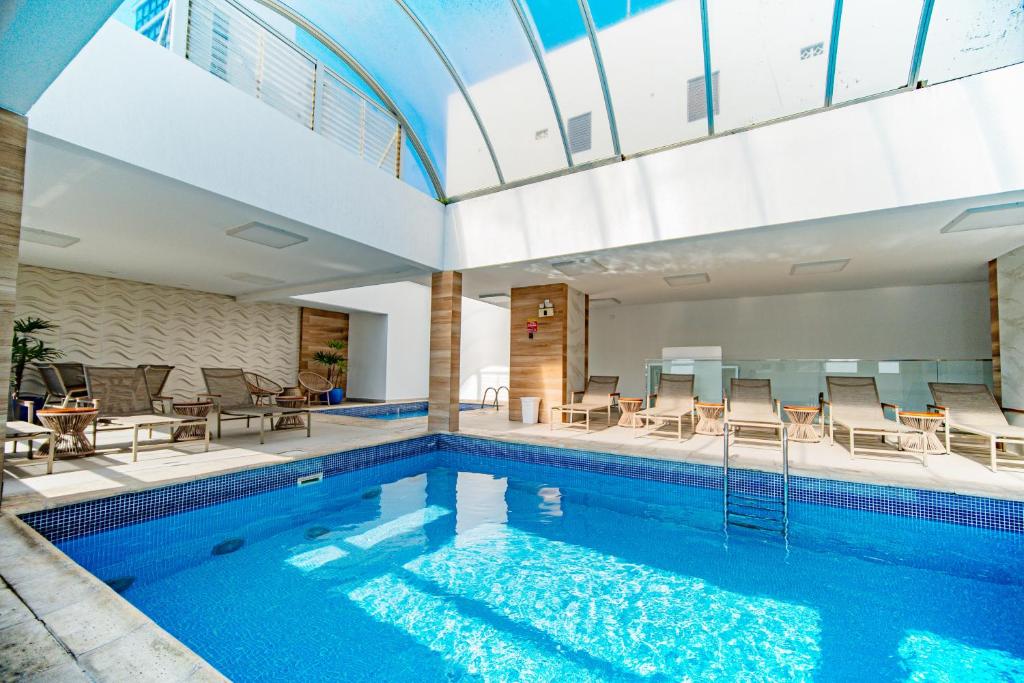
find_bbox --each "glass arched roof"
[253,0,1024,200]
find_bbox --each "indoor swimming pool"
[25,436,1024,682]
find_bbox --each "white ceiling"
[19,133,427,296]
[461,193,1024,307]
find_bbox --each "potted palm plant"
[313,339,347,405]
[10,317,63,420]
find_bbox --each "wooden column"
[989,259,1002,403]
[0,109,27,425]
[428,271,462,432]
[299,307,349,393]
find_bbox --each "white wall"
[446,62,1024,271]
[591,282,991,397]
[28,22,445,269]
[346,311,388,401]
[296,282,509,402]
[997,245,1024,424]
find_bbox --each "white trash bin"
[520,396,541,425]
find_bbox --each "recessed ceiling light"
[226,272,286,286]
[225,222,308,249]
[551,257,607,276]
[664,273,709,287]
[940,201,1024,233]
[790,259,850,275]
[21,227,79,248]
[478,292,511,303]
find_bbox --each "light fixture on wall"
[790,258,850,275]
[225,222,308,249]
[21,227,80,248]
[226,272,286,286]
[940,201,1024,233]
[551,257,607,276]
[538,299,555,317]
[663,272,709,287]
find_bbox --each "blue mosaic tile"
[20,433,1024,543]
[322,402,479,418]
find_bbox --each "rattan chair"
[635,373,697,441]
[550,375,620,433]
[243,372,285,406]
[201,368,311,444]
[929,382,1024,471]
[84,366,208,461]
[298,371,333,406]
[725,378,784,447]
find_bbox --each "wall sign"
[526,319,539,339]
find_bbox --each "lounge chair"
[201,368,311,444]
[35,363,89,407]
[298,371,333,406]
[243,372,285,406]
[823,376,917,460]
[139,364,175,413]
[635,373,697,441]
[928,382,1024,471]
[724,378,783,446]
[4,399,56,477]
[84,367,209,461]
[550,375,619,433]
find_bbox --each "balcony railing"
[153,0,402,177]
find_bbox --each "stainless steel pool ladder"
[722,422,790,537]
[481,385,509,411]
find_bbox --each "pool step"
[722,424,790,539]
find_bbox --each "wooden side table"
[172,402,213,441]
[275,396,307,430]
[784,405,821,442]
[617,398,644,427]
[37,407,98,457]
[695,402,725,436]
[898,411,946,455]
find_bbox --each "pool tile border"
[20,433,1024,542]
[323,401,479,418]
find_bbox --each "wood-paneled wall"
[299,307,349,392]
[989,259,1001,403]
[428,271,462,432]
[509,283,588,422]
[0,109,26,424]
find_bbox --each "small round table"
[898,411,946,454]
[617,398,644,427]
[37,407,98,457]
[172,401,213,441]
[784,405,821,442]
[695,402,725,436]
[275,396,307,430]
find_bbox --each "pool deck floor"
[2,402,1023,680]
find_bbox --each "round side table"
[172,401,213,441]
[275,396,307,430]
[898,411,946,455]
[695,402,725,436]
[37,407,98,457]
[617,398,644,427]
[783,405,821,442]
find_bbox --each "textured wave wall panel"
[15,266,300,400]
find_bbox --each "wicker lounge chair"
[201,368,311,444]
[635,373,696,441]
[928,382,1024,471]
[35,363,89,407]
[823,376,917,460]
[298,371,333,406]
[139,364,174,413]
[550,375,619,433]
[724,378,784,446]
[84,367,208,461]
[243,372,285,406]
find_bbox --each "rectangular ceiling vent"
[687,72,720,122]
[225,222,308,249]
[478,292,511,303]
[664,272,710,287]
[590,297,621,307]
[567,112,592,153]
[790,258,850,275]
[226,272,286,286]
[21,227,80,248]
[940,201,1024,233]
[551,257,607,276]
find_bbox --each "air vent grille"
[567,112,592,153]
[687,71,720,123]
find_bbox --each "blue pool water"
[325,401,480,420]
[51,447,1024,682]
